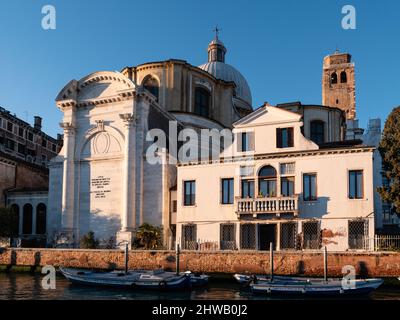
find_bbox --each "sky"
[0,0,399,137]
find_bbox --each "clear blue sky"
[0,0,399,136]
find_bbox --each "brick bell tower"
[322,51,356,120]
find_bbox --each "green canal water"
[0,273,399,300]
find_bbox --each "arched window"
[310,120,325,144]
[10,204,20,236]
[36,203,47,235]
[194,87,210,118]
[340,71,347,83]
[22,204,33,235]
[330,72,337,84]
[142,76,159,102]
[258,165,277,197]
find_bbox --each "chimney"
[34,116,42,131]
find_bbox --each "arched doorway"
[22,204,33,235]
[36,203,47,235]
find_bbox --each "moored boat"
[59,267,191,290]
[250,278,384,296]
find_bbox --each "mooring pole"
[176,244,180,276]
[124,242,129,274]
[270,242,274,282]
[323,246,327,282]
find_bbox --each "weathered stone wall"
[0,156,49,206]
[1,249,399,277]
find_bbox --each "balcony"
[236,195,299,217]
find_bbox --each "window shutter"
[288,127,294,147]
[249,131,255,151]
[237,133,242,152]
[276,128,282,148]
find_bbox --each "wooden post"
[176,244,180,275]
[323,246,327,282]
[124,242,129,274]
[270,242,274,282]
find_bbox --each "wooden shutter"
[249,131,255,151]
[276,128,282,148]
[288,127,294,147]
[237,133,242,152]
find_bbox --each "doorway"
[258,224,276,250]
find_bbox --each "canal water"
[0,273,399,300]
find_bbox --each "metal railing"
[236,195,298,215]
[373,235,400,251]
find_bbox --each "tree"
[0,207,19,238]
[79,231,99,249]
[378,106,400,217]
[134,223,163,249]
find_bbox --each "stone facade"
[322,53,356,120]
[0,152,49,206]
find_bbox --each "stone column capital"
[59,122,76,135]
[119,113,137,128]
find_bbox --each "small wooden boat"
[59,267,191,290]
[250,278,384,296]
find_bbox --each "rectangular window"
[182,224,197,250]
[280,162,295,175]
[276,127,294,148]
[240,224,256,250]
[240,132,254,152]
[183,180,196,206]
[17,143,25,155]
[281,177,295,197]
[27,132,33,142]
[41,138,47,148]
[18,127,24,138]
[349,170,363,199]
[5,139,15,151]
[241,179,254,198]
[302,221,320,249]
[348,220,367,249]
[220,224,236,250]
[221,178,234,204]
[7,121,13,132]
[303,173,317,201]
[52,143,56,152]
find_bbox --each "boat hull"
[250,278,384,296]
[59,268,191,291]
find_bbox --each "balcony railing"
[236,195,299,216]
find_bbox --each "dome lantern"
[208,27,226,63]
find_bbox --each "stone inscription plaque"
[91,176,111,199]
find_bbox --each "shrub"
[134,223,163,249]
[80,231,99,249]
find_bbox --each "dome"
[198,36,252,107]
[198,61,252,106]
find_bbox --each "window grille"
[280,222,297,250]
[181,224,197,250]
[240,224,256,250]
[220,224,236,250]
[348,220,368,250]
[280,162,295,175]
[302,221,321,249]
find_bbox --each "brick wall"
[1,249,399,277]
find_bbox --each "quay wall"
[0,248,400,277]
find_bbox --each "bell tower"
[322,52,356,120]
